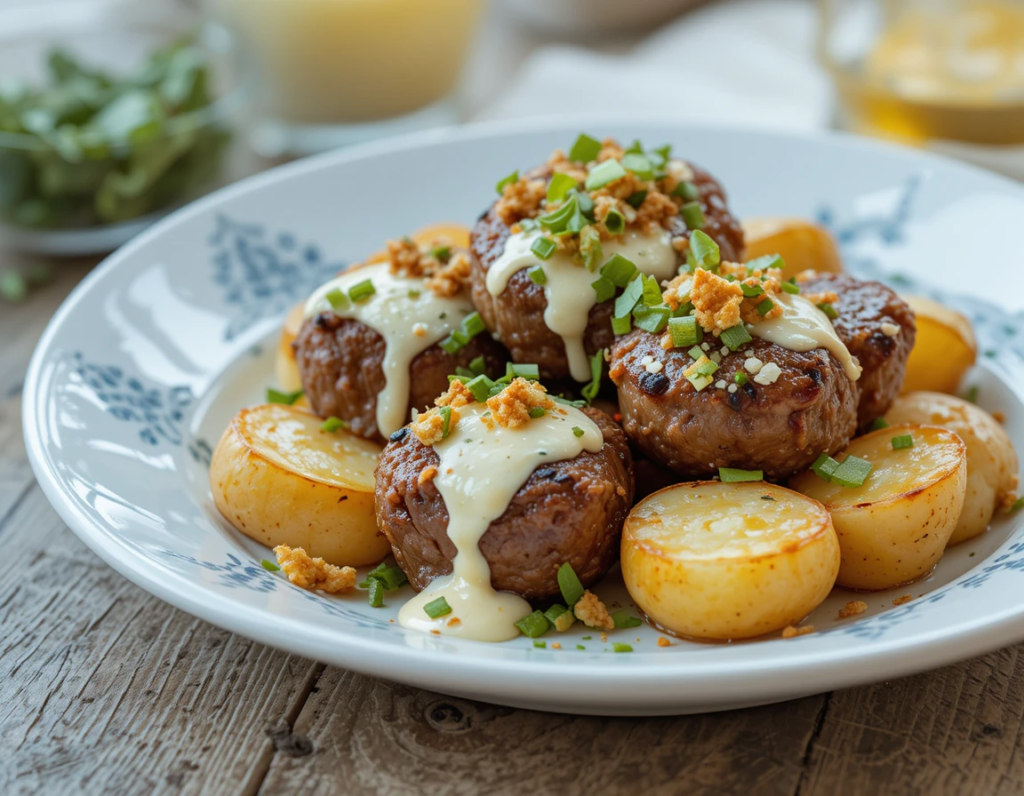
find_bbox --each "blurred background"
[2,0,1024,301]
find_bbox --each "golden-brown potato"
[275,302,306,396]
[621,481,839,640]
[886,392,1019,545]
[742,217,843,280]
[790,424,967,590]
[210,403,389,566]
[900,295,977,395]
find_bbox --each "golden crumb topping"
[837,600,867,619]
[274,545,356,594]
[495,177,547,225]
[385,236,472,298]
[573,589,615,631]
[893,595,913,606]
[485,377,556,429]
[657,636,672,647]
[802,290,839,306]
[418,465,438,486]
[410,407,460,446]
[690,268,744,334]
[435,379,475,409]
[781,625,814,638]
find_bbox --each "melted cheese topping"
[398,402,604,642]
[751,294,862,381]
[486,229,678,382]
[304,263,475,437]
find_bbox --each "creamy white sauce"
[304,263,475,437]
[398,402,604,642]
[751,294,862,381]
[486,229,678,382]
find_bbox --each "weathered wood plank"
[259,666,827,796]
[798,647,1024,796]
[0,484,322,796]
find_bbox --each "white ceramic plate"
[23,119,1024,716]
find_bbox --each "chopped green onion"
[741,283,764,298]
[438,406,453,439]
[871,417,890,431]
[695,358,719,376]
[622,152,654,180]
[495,169,518,194]
[965,385,979,404]
[466,374,495,403]
[543,604,567,623]
[601,254,638,288]
[267,388,303,405]
[891,434,914,450]
[688,346,704,360]
[680,201,706,230]
[528,406,546,419]
[533,640,547,649]
[568,133,602,163]
[469,355,486,375]
[604,208,626,235]
[260,559,280,572]
[547,172,577,203]
[515,609,551,638]
[746,254,785,272]
[537,193,579,234]
[614,276,645,319]
[499,362,540,382]
[756,298,775,316]
[811,452,840,481]
[830,455,873,488]
[368,578,385,608]
[689,230,720,268]
[558,562,585,606]
[321,416,348,432]
[721,324,752,352]
[325,287,350,312]
[585,159,628,190]
[669,316,701,348]
[1012,497,1024,512]
[430,245,451,262]
[530,237,557,261]
[591,276,616,303]
[627,190,648,209]
[781,279,800,295]
[544,604,576,632]
[407,289,422,299]
[640,274,662,306]
[672,181,699,201]
[576,191,595,219]
[581,349,604,404]
[424,596,452,618]
[611,315,632,335]
[817,302,838,320]
[611,610,642,629]
[580,226,603,271]
[734,371,749,385]
[463,312,485,338]
[365,562,409,590]
[719,467,763,483]
[686,358,715,392]
[440,311,486,354]
[572,426,585,437]
[633,305,671,334]
[576,644,586,651]
[348,279,376,303]
[612,643,633,653]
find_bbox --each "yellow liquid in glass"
[831,1,1024,145]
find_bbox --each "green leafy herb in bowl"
[0,40,232,232]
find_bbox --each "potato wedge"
[886,392,1019,545]
[275,301,306,396]
[900,295,977,395]
[210,403,389,566]
[621,482,839,641]
[790,424,967,590]
[742,217,843,280]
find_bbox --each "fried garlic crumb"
[412,322,428,337]
[657,636,671,647]
[803,290,839,306]
[495,177,547,225]
[880,322,901,337]
[426,250,472,298]
[781,625,815,639]
[690,268,743,334]
[837,600,867,619]
[274,545,356,594]
[486,377,555,429]
[551,642,562,650]
[385,237,472,297]
[893,594,913,606]
[574,590,615,631]
[435,378,475,409]
[410,407,459,446]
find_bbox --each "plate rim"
[22,115,1024,712]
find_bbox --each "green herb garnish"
[424,597,452,618]
[266,388,303,405]
[719,467,763,483]
[891,434,914,450]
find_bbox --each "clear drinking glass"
[819,0,1024,148]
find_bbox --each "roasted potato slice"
[886,392,1019,544]
[275,302,306,396]
[210,403,389,566]
[742,217,843,280]
[900,295,977,395]
[790,424,967,590]
[621,481,839,640]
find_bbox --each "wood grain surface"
[3,264,1024,796]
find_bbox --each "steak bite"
[799,272,916,429]
[375,379,634,601]
[469,135,744,382]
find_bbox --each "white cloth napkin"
[476,0,830,131]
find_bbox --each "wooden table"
[3,262,1024,796]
